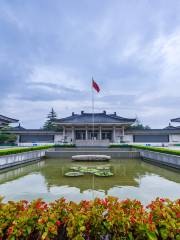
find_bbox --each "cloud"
[1,0,180,128]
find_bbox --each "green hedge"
[0,197,179,240]
[130,145,180,156]
[109,144,130,148]
[54,144,76,148]
[0,143,17,146]
[0,145,52,156]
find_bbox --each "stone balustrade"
[0,150,46,170]
[137,149,180,169]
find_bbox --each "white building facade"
[7,112,180,146]
[53,111,136,146]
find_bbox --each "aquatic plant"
[64,171,84,177]
[94,171,114,177]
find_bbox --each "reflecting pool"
[0,158,180,204]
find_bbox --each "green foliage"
[128,118,151,130]
[130,145,180,156]
[0,127,17,144]
[43,108,59,131]
[54,144,76,148]
[0,197,179,239]
[109,144,130,148]
[0,145,52,156]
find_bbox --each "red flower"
[148,213,153,224]
[143,219,147,224]
[130,217,136,224]
[7,226,14,235]
[22,200,28,205]
[56,220,61,226]
[102,199,108,207]
[44,203,48,209]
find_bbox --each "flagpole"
[92,77,95,142]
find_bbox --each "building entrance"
[102,131,112,141]
[75,130,86,140]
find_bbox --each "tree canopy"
[0,126,17,144]
[127,118,151,130]
[43,108,59,131]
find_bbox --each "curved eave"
[171,118,180,123]
[0,115,19,123]
[54,122,135,126]
[7,129,58,134]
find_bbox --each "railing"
[137,149,180,169]
[0,150,46,169]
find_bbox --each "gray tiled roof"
[171,117,180,123]
[10,124,26,131]
[54,111,136,124]
[163,125,178,130]
[0,114,19,123]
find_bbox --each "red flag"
[92,78,100,93]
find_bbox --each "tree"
[0,126,17,144]
[128,118,151,130]
[43,108,58,131]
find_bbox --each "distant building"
[53,111,136,144]
[0,114,19,129]
[7,111,180,146]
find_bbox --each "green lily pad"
[79,168,97,173]
[70,166,80,171]
[96,166,110,170]
[65,171,84,177]
[94,171,114,177]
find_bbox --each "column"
[63,126,65,141]
[71,126,75,142]
[122,126,125,142]
[85,126,88,140]
[16,135,20,146]
[113,126,116,143]
[99,126,102,140]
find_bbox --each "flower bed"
[0,197,179,240]
[0,145,52,157]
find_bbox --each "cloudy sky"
[1,0,180,128]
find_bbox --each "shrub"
[109,144,130,148]
[54,144,76,148]
[0,197,179,240]
[0,145,52,157]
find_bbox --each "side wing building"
[0,115,19,129]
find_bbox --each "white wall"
[169,134,180,143]
[54,133,63,143]
[65,130,73,142]
[123,134,133,143]
[115,128,122,142]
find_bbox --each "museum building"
[4,111,180,146]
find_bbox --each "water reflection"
[0,159,179,204]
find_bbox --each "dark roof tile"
[171,117,180,123]
[54,112,136,124]
[0,114,19,123]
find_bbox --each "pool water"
[0,158,180,204]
